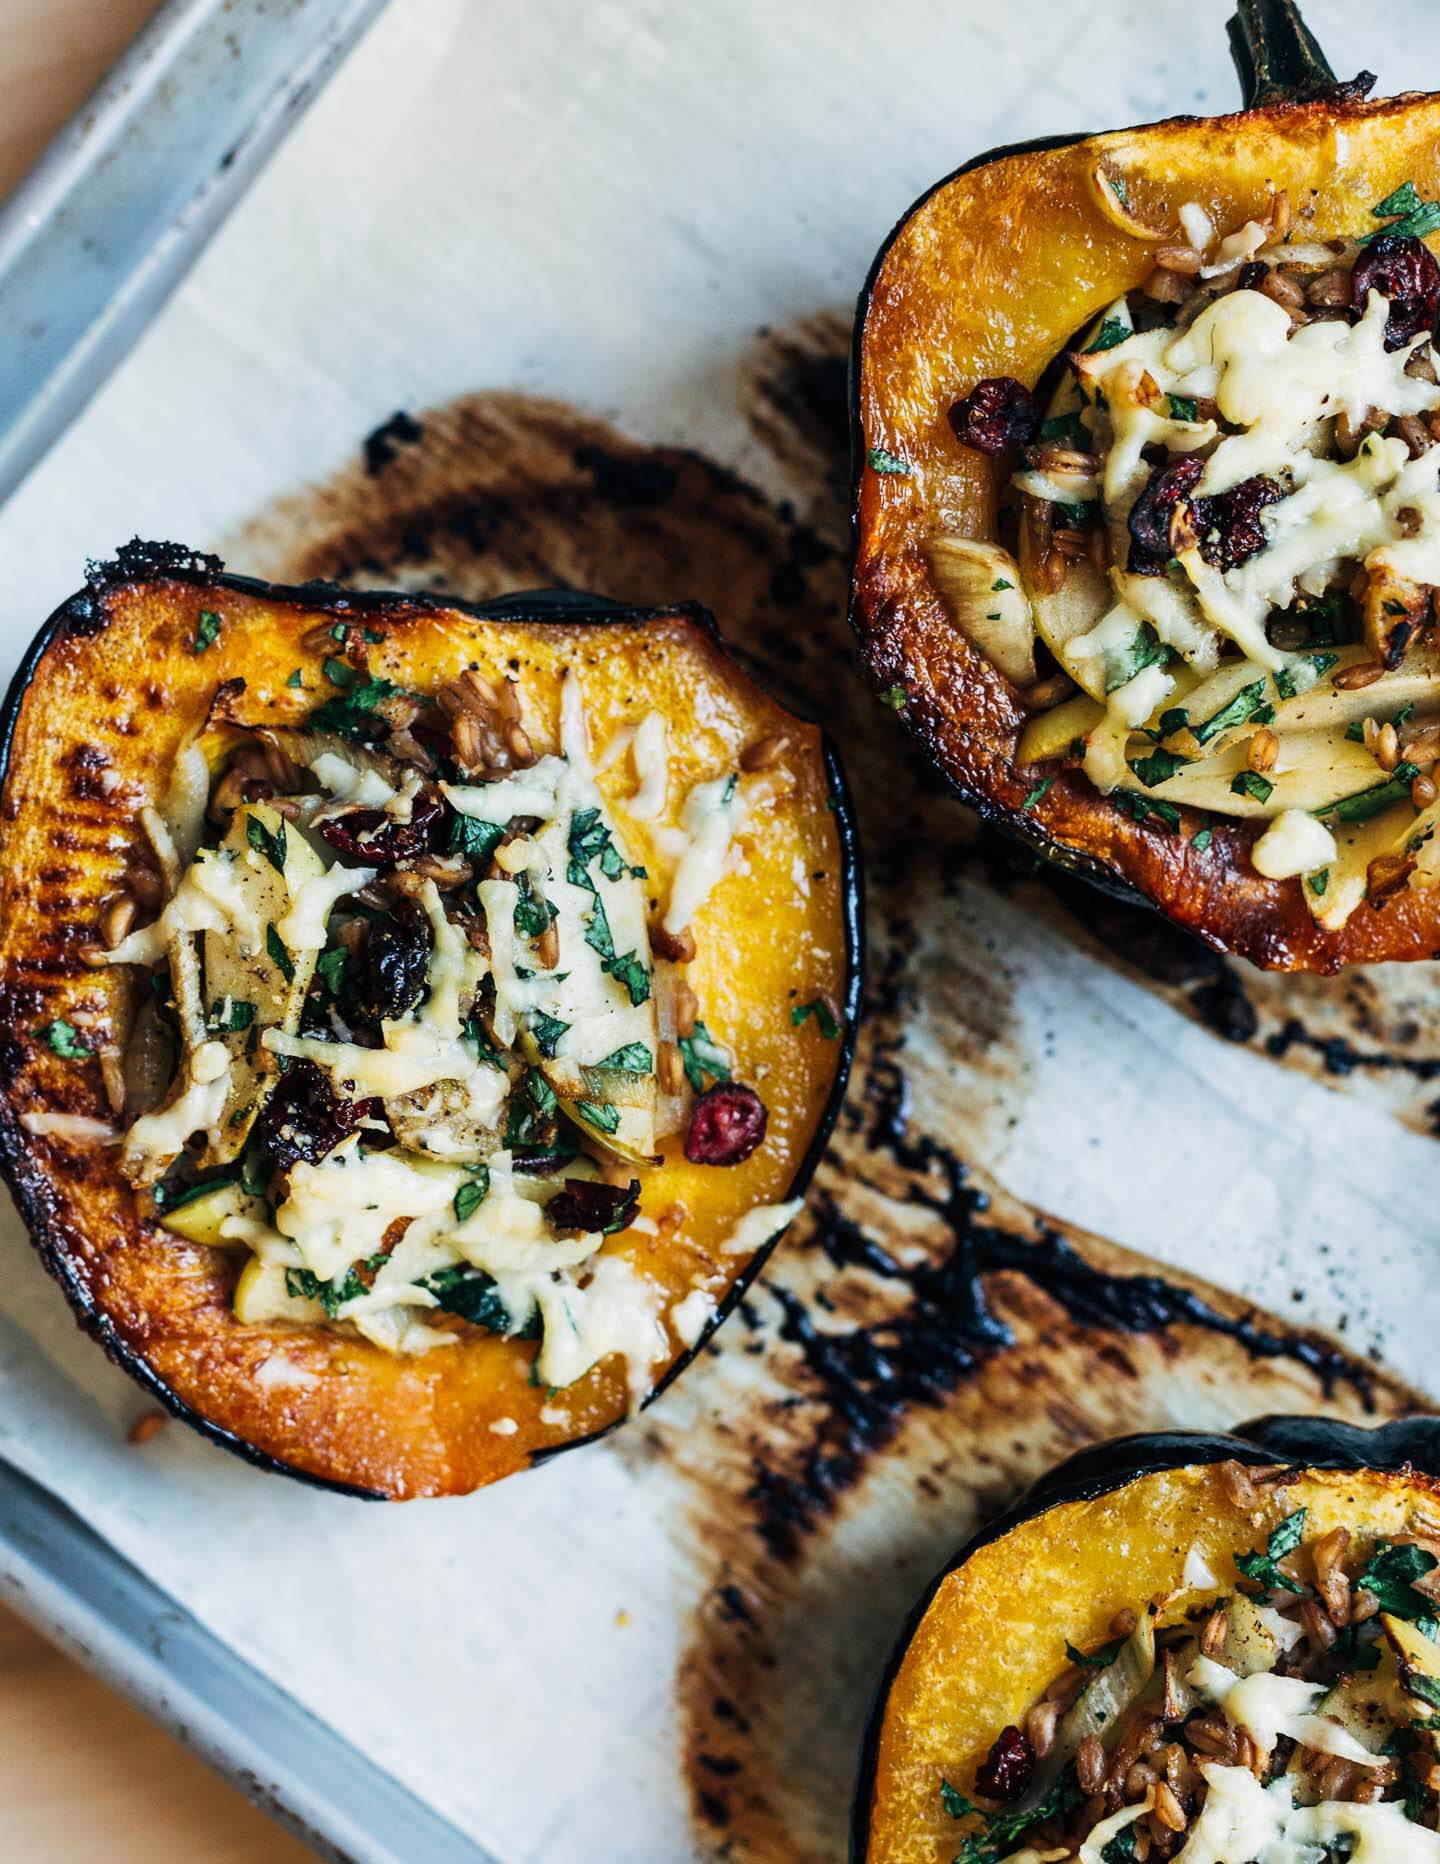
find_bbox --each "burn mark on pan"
[362,409,423,475]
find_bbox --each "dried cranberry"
[357,902,430,1027]
[1128,460,1282,574]
[1196,474,1284,571]
[256,1060,359,1171]
[948,377,1039,455]
[546,1177,640,1235]
[1236,260,1269,292]
[1351,233,1440,350]
[685,1083,767,1166]
[317,790,444,867]
[975,1725,1035,1802]
[1127,456,1204,570]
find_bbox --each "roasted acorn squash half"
[0,545,860,1498]
[855,1414,1440,1863]
[852,0,1440,970]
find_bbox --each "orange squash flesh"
[0,562,858,1498]
[853,88,1440,970]
[857,1422,1440,1862]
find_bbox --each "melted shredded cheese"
[664,776,739,935]
[99,666,801,1393]
[719,1199,803,1255]
[1189,1656,1388,1767]
[626,711,669,819]
[276,861,378,952]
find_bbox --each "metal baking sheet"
[0,0,389,507]
[0,2,1437,1860]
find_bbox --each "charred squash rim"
[851,1412,1440,1860]
[848,3,1440,970]
[0,541,864,1498]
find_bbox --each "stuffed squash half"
[0,549,858,1497]
[852,1,1440,968]
[856,1416,1440,1863]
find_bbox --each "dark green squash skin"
[850,1413,1440,1860]
[844,1,1365,941]
[0,541,864,1499]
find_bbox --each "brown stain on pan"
[220,328,1426,1861]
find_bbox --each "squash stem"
[1226,0,1352,108]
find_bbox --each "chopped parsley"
[1022,779,1053,811]
[1191,826,1214,853]
[192,609,222,654]
[1274,653,1338,701]
[678,1022,731,1093]
[286,668,304,689]
[1231,770,1275,804]
[453,1170,490,1224]
[1324,764,1420,824]
[791,997,841,1039]
[1128,747,1188,788]
[880,685,907,710]
[1107,174,1130,208]
[307,675,403,740]
[1101,1832,1138,1864]
[939,1768,1083,1860]
[323,655,356,688]
[576,1099,620,1134]
[594,1042,652,1074]
[1406,1671,1440,1713]
[265,923,295,984]
[1193,679,1272,745]
[567,807,637,885]
[1103,622,1168,694]
[867,446,911,475]
[449,814,506,865]
[505,1069,559,1147]
[1066,1635,1124,1670]
[1037,413,1088,449]
[513,873,556,940]
[285,1266,367,1318]
[153,1164,243,1212]
[530,1012,569,1058]
[992,577,1015,592]
[422,1265,538,1338]
[1158,705,1190,736]
[208,998,256,1033]
[1084,315,1130,354]
[605,951,651,1007]
[1309,868,1330,896]
[1365,179,1440,244]
[43,1018,90,1059]
[1113,789,1181,832]
[315,947,347,995]
[245,812,288,876]
[461,1015,505,1068]
[1235,1507,1307,1594]
[1355,1541,1440,1629]
[1292,590,1347,646]
[583,888,615,961]
[1167,393,1198,423]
